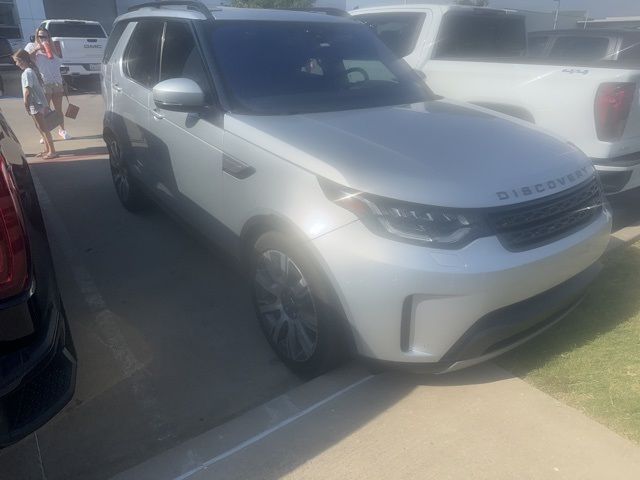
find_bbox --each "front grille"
[488,178,604,251]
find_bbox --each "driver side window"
[160,21,214,103]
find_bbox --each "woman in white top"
[26,27,71,140]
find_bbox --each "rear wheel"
[106,135,146,212]
[251,231,348,376]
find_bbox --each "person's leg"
[44,83,54,109]
[38,86,54,146]
[31,116,47,155]
[32,113,56,157]
[52,89,65,131]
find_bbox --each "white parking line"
[172,374,375,480]
[34,433,47,480]
[31,171,168,435]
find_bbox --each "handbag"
[65,102,79,119]
[63,83,79,119]
[43,108,63,131]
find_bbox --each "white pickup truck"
[351,4,640,194]
[37,19,107,79]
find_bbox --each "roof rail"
[286,7,352,18]
[127,0,215,21]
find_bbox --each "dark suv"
[0,109,76,447]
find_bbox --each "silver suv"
[102,2,612,375]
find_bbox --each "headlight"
[319,178,489,249]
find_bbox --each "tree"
[231,0,313,8]
[455,0,490,6]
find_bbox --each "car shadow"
[610,188,640,231]
[26,146,107,161]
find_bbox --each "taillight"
[0,155,29,299]
[53,40,62,59]
[595,82,636,142]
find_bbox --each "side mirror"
[414,69,426,81]
[152,78,205,112]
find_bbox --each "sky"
[486,0,639,18]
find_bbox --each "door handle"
[113,83,122,93]
[151,109,165,120]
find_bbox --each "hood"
[225,100,594,208]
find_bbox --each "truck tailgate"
[424,60,640,160]
[55,37,105,64]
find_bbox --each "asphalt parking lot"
[0,93,301,480]
[0,90,639,480]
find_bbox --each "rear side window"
[527,35,549,57]
[435,12,526,59]
[548,36,610,61]
[618,37,640,64]
[160,21,213,101]
[356,12,426,58]
[0,3,21,38]
[48,22,106,38]
[124,21,164,88]
[0,38,12,59]
[103,21,128,64]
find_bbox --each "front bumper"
[593,152,640,194]
[0,303,76,447]
[312,210,612,366]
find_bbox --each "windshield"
[201,20,433,115]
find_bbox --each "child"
[12,49,57,159]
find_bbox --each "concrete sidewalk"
[112,363,640,480]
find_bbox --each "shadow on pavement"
[610,188,640,231]
[26,146,107,160]
[0,157,302,480]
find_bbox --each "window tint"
[124,21,163,88]
[548,36,610,61]
[160,21,212,101]
[435,12,526,59]
[527,36,549,57]
[48,23,106,38]
[356,13,425,58]
[103,21,128,64]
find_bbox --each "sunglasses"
[38,35,49,38]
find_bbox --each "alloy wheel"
[254,249,319,362]
[108,138,130,202]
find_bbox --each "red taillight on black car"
[0,155,29,299]
[595,82,636,142]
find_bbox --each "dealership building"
[4,0,633,48]
[6,0,155,47]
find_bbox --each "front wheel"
[251,231,348,376]
[106,135,146,212]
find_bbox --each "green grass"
[498,241,640,444]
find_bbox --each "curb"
[606,223,640,256]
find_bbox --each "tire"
[106,134,146,212]
[251,231,348,376]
